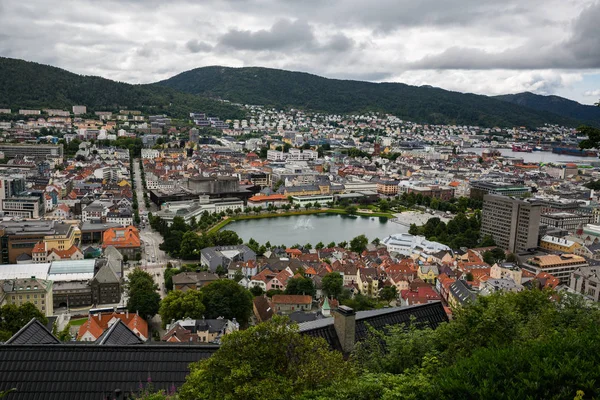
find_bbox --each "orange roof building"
[102,226,141,256]
[78,311,148,341]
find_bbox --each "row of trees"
[140,289,600,399]
[149,215,243,259]
[409,212,486,249]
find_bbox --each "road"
[131,157,172,298]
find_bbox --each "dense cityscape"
[2,0,600,398]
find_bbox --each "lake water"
[464,148,596,164]
[221,213,408,247]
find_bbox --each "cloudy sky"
[1,0,599,104]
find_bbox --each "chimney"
[333,305,356,354]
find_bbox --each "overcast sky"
[1,0,599,104]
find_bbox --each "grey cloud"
[320,34,355,53]
[218,19,356,54]
[219,19,315,51]
[410,2,600,70]
[186,39,213,53]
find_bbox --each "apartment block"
[480,194,541,253]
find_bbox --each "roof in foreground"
[0,344,218,400]
[299,301,448,351]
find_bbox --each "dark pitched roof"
[299,302,448,351]
[5,318,60,345]
[95,320,144,346]
[0,344,218,400]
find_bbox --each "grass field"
[69,318,88,326]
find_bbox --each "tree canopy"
[0,303,48,341]
[321,272,344,299]
[200,280,253,324]
[159,289,206,328]
[284,276,316,297]
[178,317,352,400]
[127,268,161,320]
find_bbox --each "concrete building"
[382,233,451,256]
[0,144,63,160]
[480,194,541,253]
[377,180,400,196]
[540,212,593,232]
[469,181,530,200]
[72,105,87,115]
[522,254,588,283]
[569,266,600,302]
[154,195,244,226]
[187,176,239,194]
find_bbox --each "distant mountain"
[0,57,245,120]
[495,92,600,127]
[156,66,583,128]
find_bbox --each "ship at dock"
[552,146,598,157]
[512,144,533,152]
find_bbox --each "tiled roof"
[0,344,218,399]
[5,318,60,345]
[95,320,144,346]
[253,296,274,322]
[299,302,448,351]
[272,294,312,305]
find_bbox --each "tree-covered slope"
[495,91,600,127]
[0,57,245,119]
[157,66,580,128]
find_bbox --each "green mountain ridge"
[495,91,600,126]
[156,65,587,128]
[0,57,245,120]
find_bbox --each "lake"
[221,213,408,247]
[464,148,596,164]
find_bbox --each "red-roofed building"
[102,225,141,256]
[271,294,312,313]
[78,311,148,342]
[248,194,289,209]
[285,248,303,258]
[400,286,441,306]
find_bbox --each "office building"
[72,105,87,115]
[523,254,588,283]
[470,181,530,200]
[480,194,541,253]
[0,144,63,160]
[540,212,593,232]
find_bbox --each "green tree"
[321,272,344,299]
[327,242,336,248]
[179,231,203,260]
[127,268,161,320]
[285,277,316,297]
[201,280,253,324]
[338,241,348,249]
[178,317,353,400]
[505,253,518,263]
[483,248,506,265]
[250,286,264,297]
[379,286,398,304]
[56,323,72,342]
[315,242,325,250]
[159,289,206,328]
[215,265,227,277]
[350,234,369,254]
[345,205,358,215]
[0,303,48,341]
[233,270,244,283]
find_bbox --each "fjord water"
[221,213,408,247]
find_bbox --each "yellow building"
[418,264,439,284]
[44,224,81,251]
[539,235,580,253]
[0,278,54,316]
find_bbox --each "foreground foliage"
[139,289,600,400]
[178,317,352,400]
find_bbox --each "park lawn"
[69,318,88,326]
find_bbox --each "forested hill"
[156,66,582,128]
[495,92,600,127]
[0,57,245,119]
